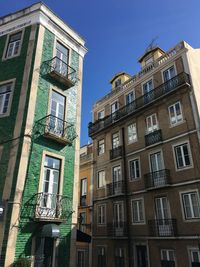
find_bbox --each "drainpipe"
[121,127,132,267]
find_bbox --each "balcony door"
[49,90,65,137]
[113,202,124,236]
[40,156,61,217]
[56,41,69,76]
[136,245,148,267]
[113,166,122,194]
[155,197,172,236]
[150,152,164,187]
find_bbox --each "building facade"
[0,3,87,267]
[89,41,200,267]
[76,144,93,267]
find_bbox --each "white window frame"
[172,141,193,171]
[97,204,106,225]
[127,123,137,144]
[125,90,135,105]
[168,101,183,126]
[98,139,105,155]
[188,247,200,266]
[131,198,145,224]
[3,30,24,60]
[142,79,153,95]
[161,249,175,262]
[162,64,177,83]
[98,110,105,120]
[115,78,121,87]
[80,178,87,196]
[180,190,200,221]
[0,79,15,118]
[146,113,158,133]
[129,158,140,180]
[111,101,119,114]
[97,170,106,189]
[77,249,87,267]
[112,132,120,148]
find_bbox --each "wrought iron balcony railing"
[145,129,162,146]
[106,180,125,196]
[35,192,72,222]
[107,221,128,237]
[80,195,87,206]
[88,73,190,137]
[110,146,123,159]
[148,219,177,237]
[36,115,77,145]
[144,169,170,189]
[44,56,76,88]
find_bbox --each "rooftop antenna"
[145,36,158,53]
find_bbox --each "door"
[155,197,172,236]
[150,152,164,187]
[143,80,153,103]
[34,237,55,267]
[136,245,148,267]
[49,91,65,137]
[113,202,124,236]
[163,66,176,91]
[113,166,122,194]
[40,156,61,217]
[55,41,69,76]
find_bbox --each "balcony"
[88,73,190,137]
[110,146,123,159]
[80,195,87,206]
[145,129,162,146]
[148,219,177,237]
[34,192,72,222]
[144,169,171,189]
[107,221,128,237]
[106,180,125,196]
[36,115,77,145]
[44,56,76,88]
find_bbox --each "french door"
[49,90,65,137]
[113,166,122,194]
[150,152,164,187]
[113,202,124,236]
[155,197,172,236]
[40,156,61,217]
[55,41,69,76]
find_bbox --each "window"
[97,205,106,224]
[168,102,183,126]
[163,66,176,82]
[55,41,69,76]
[98,110,105,120]
[79,212,86,232]
[111,101,118,114]
[5,31,22,58]
[129,159,140,180]
[97,247,106,267]
[77,250,87,267]
[146,113,158,133]
[0,82,13,116]
[174,142,192,169]
[98,139,105,155]
[80,178,87,196]
[112,132,120,148]
[97,171,105,188]
[126,91,135,105]
[131,199,145,223]
[145,57,153,65]
[181,191,200,220]
[190,249,200,266]
[115,248,125,267]
[143,80,153,103]
[115,79,121,87]
[127,123,137,144]
[161,249,175,267]
[113,166,121,182]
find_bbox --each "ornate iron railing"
[145,129,162,146]
[106,180,125,196]
[107,221,128,237]
[36,115,77,144]
[44,56,76,87]
[148,219,177,237]
[110,146,123,159]
[88,73,190,136]
[144,169,170,189]
[35,192,72,221]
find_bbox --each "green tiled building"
[0,3,87,266]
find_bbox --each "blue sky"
[1,0,200,146]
